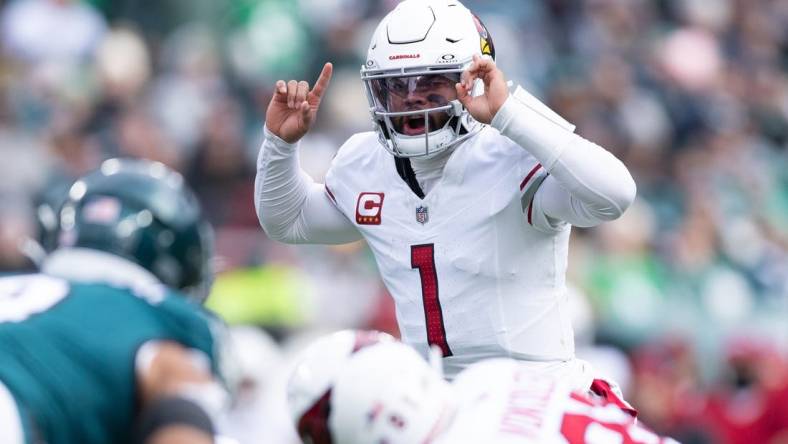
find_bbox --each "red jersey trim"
[325,185,337,204]
[527,197,535,225]
[590,379,638,418]
[520,163,543,190]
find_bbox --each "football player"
[286,329,396,444]
[327,342,678,444]
[0,159,228,444]
[256,0,636,379]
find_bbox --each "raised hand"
[455,55,509,124]
[266,62,333,144]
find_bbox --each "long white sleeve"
[254,127,361,244]
[491,87,636,227]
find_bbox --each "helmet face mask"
[371,72,459,134]
[361,0,495,158]
[363,67,470,158]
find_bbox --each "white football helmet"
[286,330,395,444]
[329,342,455,444]
[361,0,496,158]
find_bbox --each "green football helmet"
[56,158,214,302]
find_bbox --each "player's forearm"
[135,343,231,444]
[254,127,312,242]
[136,397,217,444]
[492,87,636,222]
[254,127,362,244]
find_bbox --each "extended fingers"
[310,62,333,99]
[469,53,496,71]
[464,54,497,87]
[461,56,483,90]
[274,62,333,110]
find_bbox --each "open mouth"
[392,109,452,136]
[402,115,428,136]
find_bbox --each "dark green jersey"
[0,273,220,444]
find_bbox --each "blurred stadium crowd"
[0,0,785,442]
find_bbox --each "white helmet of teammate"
[361,0,496,158]
[286,330,395,444]
[329,342,455,444]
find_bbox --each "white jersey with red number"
[437,359,677,444]
[324,126,574,378]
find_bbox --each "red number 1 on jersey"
[411,244,452,357]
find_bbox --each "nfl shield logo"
[415,206,429,225]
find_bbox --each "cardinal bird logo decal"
[472,14,495,59]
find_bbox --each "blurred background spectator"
[0,0,785,442]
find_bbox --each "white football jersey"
[324,127,575,377]
[438,359,675,444]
